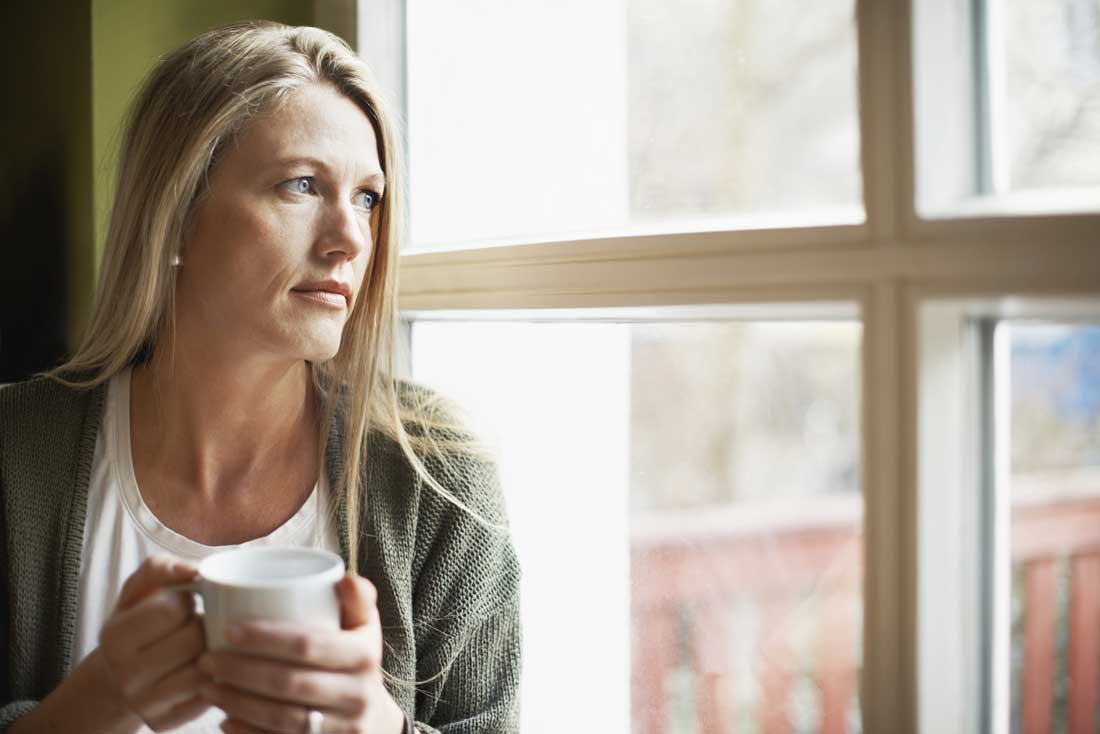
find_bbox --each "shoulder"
[0,374,105,549]
[0,373,105,472]
[327,377,505,524]
[394,378,472,437]
[391,378,505,517]
[0,373,101,431]
[391,380,515,563]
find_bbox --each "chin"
[302,340,343,363]
[285,330,343,363]
[270,319,345,363]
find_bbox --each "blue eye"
[286,177,314,195]
[355,190,380,211]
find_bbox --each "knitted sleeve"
[0,702,37,733]
[409,445,522,734]
[0,562,39,730]
[1,432,39,732]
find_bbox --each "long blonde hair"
[50,21,497,572]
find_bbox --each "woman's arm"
[410,450,523,734]
[6,649,138,734]
[412,599,522,733]
[5,557,211,734]
[0,491,35,733]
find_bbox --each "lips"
[291,279,352,309]
[292,290,347,309]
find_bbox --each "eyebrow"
[271,156,386,190]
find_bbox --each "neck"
[130,344,319,504]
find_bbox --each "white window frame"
[356,1,1100,732]
[917,297,1100,734]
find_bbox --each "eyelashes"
[281,176,382,212]
[353,189,381,210]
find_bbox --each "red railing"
[630,495,1100,734]
[630,501,862,734]
[1012,496,1100,734]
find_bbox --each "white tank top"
[72,368,341,734]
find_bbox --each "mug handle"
[163,581,203,611]
[163,581,201,595]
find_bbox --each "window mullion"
[857,0,912,243]
[863,280,916,734]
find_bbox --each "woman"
[0,21,520,734]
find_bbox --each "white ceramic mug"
[173,547,345,651]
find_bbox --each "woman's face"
[177,82,384,365]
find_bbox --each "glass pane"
[410,319,863,733]
[1006,323,1100,734]
[406,1,863,250]
[912,0,1100,215]
[999,0,1100,193]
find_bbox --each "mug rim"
[197,546,346,589]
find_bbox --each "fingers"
[225,621,374,671]
[131,618,205,691]
[200,653,365,717]
[220,720,263,734]
[138,664,207,722]
[203,682,346,734]
[219,714,340,734]
[97,557,207,730]
[223,574,381,671]
[337,574,378,630]
[116,555,199,611]
[221,720,260,734]
[147,693,214,733]
[102,589,195,657]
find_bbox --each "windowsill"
[918,187,1100,220]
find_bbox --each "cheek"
[189,199,311,301]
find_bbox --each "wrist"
[7,649,140,734]
[60,649,143,734]
[379,688,411,734]
[87,649,144,732]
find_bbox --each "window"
[357,0,1100,731]
[913,0,1100,217]
[918,305,1100,734]
[404,0,862,249]
[1004,323,1100,734]
[993,0,1100,196]
[411,318,862,732]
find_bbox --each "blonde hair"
[50,21,499,574]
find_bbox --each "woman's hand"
[198,574,407,734]
[97,554,213,732]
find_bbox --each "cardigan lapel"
[323,403,352,567]
[54,382,106,680]
[2,377,105,696]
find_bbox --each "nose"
[315,197,371,263]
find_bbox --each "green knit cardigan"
[0,375,521,733]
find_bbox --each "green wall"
[90,0,315,275]
[1,1,335,374]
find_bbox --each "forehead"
[231,82,382,177]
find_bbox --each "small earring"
[170,253,182,267]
